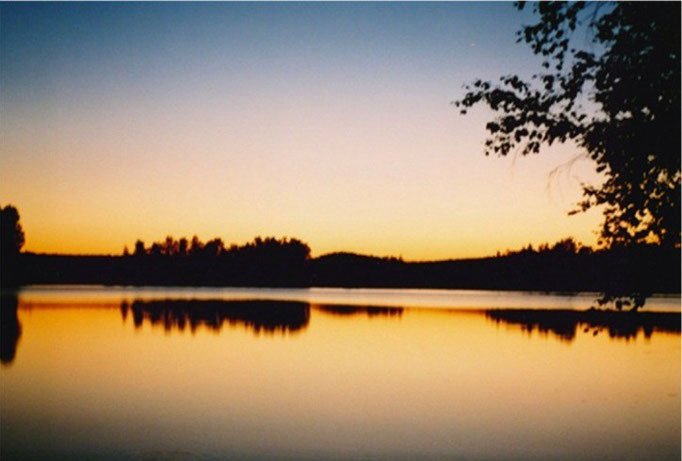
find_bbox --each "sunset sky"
[0,3,604,259]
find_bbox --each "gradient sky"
[0,2,604,259]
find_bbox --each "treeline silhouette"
[310,240,679,296]
[12,235,681,297]
[2,204,679,298]
[486,308,681,342]
[20,236,311,287]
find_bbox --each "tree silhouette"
[1,205,24,255]
[134,240,145,256]
[454,2,680,309]
[178,237,188,257]
[1,205,25,287]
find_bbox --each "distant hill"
[311,249,680,293]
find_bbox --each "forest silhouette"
[10,235,679,298]
[5,238,681,304]
[1,205,680,308]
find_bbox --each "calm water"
[1,286,680,460]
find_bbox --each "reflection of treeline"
[486,308,681,342]
[123,299,311,334]
[315,304,403,318]
[0,293,21,365]
[13,236,681,295]
[120,299,404,335]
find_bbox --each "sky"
[0,2,604,260]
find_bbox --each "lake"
[1,286,680,460]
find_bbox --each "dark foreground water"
[1,286,680,460]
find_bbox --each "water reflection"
[122,299,406,336]
[316,304,403,318]
[1,293,21,365]
[123,299,311,335]
[2,289,680,460]
[486,308,681,341]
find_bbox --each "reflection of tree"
[315,304,403,318]
[122,299,311,335]
[1,293,21,365]
[486,309,681,342]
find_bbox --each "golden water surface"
[1,287,680,460]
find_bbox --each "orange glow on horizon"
[6,137,604,260]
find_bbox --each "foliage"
[1,205,25,287]
[1,205,25,256]
[128,235,311,262]
[455,2,680,248]
[500,237,589,257]
[454,2,681,308]
[121,235,311,286]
